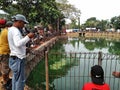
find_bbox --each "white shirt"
[8,26,30,59]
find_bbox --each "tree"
[81,17,108,31]
[110,16,120,30]
[56,0,81,29]
[85,17,99,27]
[0,0,81,30]
[97,20,107,31]
[0,0,63,28]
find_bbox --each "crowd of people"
[0,14,60,90]
[0,14,120,90]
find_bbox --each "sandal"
[112,71,120,78]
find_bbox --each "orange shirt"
[0,28,10,54]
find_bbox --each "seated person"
[112,71,120,78]
[82,65,110,90]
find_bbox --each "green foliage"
[0,0,82,30]
[109,41,120,55]
[110,16,120,30]
[81,17,108,31]
[0,0,65,29]
[81,15,120,31]
[97,20,107,31]
[85,17,99,27]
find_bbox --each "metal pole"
[98,52,102,65]
[45,51,49,90]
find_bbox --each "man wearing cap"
[8,14,34,90]
[82,65,110,90]
[0,19,12,89]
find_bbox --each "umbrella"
[0,10,9,15]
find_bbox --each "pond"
[64,37,120,54]
[27,37,120,90]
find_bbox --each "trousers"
[9,57,25,90]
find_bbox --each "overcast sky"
[68,0,120,24]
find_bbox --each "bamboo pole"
[45,51,49,90]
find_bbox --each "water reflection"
[65,37,120,55]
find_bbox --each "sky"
[67,0,120,24]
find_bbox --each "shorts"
[0,54,10,75]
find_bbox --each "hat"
[37,25,44,30]
[12,14,29,24]
[91,65,105,85]
[0,19,6,25]
[6,21,13,27]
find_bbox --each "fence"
[44,51,120,90]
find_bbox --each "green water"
[27,37,120,90]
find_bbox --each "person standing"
[8,14,34,90]
[0,19,13,89]
[82,65,110,90]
